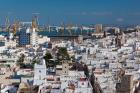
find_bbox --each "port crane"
[32,13,39,31]
[12,20,20,35]
[32,16,38,29]
[5,16,10,32]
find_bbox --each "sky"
[0,0,140,25]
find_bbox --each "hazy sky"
[0,0,140,25]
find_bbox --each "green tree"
[31,59,40,67]
[44,52,53,62]
[16,53,25,67]
[57,47,70,61]
[83,64,89,77]
[43,52,53,67]
[103,31,106,38]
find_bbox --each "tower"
[116,75,133,93]
[95,24,103,33]
[121,32,126,45]
[62,61,69,75]
[30,15,39,47]
[33,59,46,85]
[115,34,122,48]
[30,28,38,47]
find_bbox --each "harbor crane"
[12,20,20,35]
[5,16,10,32]
[32,16,39,32]
[32,13,40,31]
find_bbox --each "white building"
[30,28,38,47]
[5,40,17,48]
[38,36,50,44]
[33,59,47,85]
[38,71,93,93]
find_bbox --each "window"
[39,70,41,73]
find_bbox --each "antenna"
[13,20,20,35]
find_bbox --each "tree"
[70,63,89,77]
[31,59,40,67]
[57,47,70,61]
[103,31,106,38]
[43,52,53,67]
[83,64,89,77]
[16,53,25,67]
[44,52,53,62]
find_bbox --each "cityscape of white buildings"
[1,24,140,93]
